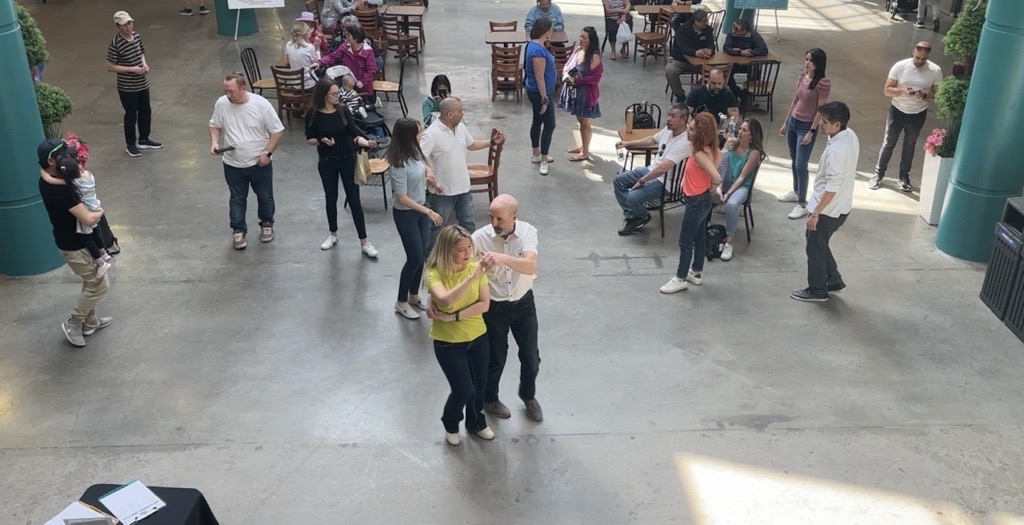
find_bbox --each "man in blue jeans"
[613,104,692,235]
[209,73,284,250]
[420,97,506,254]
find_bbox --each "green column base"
[214,0,258,38]
[934,185,1013,262]
[0,197,65,276]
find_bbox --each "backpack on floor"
[706,224,727,261]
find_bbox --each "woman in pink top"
[314,25,377,96]
[661,112,723,295]
[778,48,830,219]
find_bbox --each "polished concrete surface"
[3,0,1023,523]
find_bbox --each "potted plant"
[17,3,49,80]
[35,81,73,138]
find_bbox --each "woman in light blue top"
[387,118,444,320]
[716,118,766,261]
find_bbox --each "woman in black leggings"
[525,17,557,176]
[305,78,379,257]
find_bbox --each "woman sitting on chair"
[313,25,377,97]
[716,118,766,261]
[423,75,452,127]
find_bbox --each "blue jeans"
[676,192,712,277]
[527,89,556,156]
[426,192,475,255]
[723,185,749,237]
[393,208,429,302]
[613,166,665,220]
[224,162,274,233]
[785,116,818,206]
[434,335,490,433]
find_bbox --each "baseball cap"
[113,11,134,25]
[37,138,77,168]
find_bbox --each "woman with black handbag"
[558,26,603,162]
[305,78,379,256]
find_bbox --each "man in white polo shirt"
[792,101,859,303]
[473,194,544,423]
[420,96,506,253]
[869,41,942,192]
[612,104,692,235]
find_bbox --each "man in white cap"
[106,11,163,157]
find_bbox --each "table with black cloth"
[79,484,219,525]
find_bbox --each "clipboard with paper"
[97,480,166,525]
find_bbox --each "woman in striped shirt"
[602,0,632,60]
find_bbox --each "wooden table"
[379,5,425,17]
[618,128,660,168]
[485,31,569,45]
[634,3,693,15]
[685,51,780,67]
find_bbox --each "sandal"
[567,146,583,154]
[609,52,617,61]
[568,153,590,162]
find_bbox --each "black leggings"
[527,89,556,156]
[318,155,366,239]
[605,17,633,47]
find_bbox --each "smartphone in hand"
[214,146,236,154]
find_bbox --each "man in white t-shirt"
[870,41,942,192]
[613,104,693,235]
[792,101,859,303]
[209,73,285,250]
[419,96,506,253]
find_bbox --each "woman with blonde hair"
[661,112,723,294]
[425,226,495,446]
[285,22,320,90]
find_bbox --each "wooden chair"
[550,43,574,93]
[380,13,420,64]
[653,158,687,238]
[374,55,409,116]
[353,7,380,42]
[304,0,321,25]
[707,10,726,42]
[491,45,523,102]
[399,0,426,44]
[489,20,517,32]
[270,67,313,120]
[241,48,276,99]
[468,128,504,202]
[633,8,671,67]
[743,60,781,121]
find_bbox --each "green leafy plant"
[943,0,986,65]
[35,81,73,138]
[16,3,49,67]
[927,0,986,157]
[932,76,970,157]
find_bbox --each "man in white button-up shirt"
[421,97,506,253]
[792,101,859,303]
[471,194,544,422]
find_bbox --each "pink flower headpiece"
[63,132,90,167]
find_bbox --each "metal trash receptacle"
[980,197,1024,319]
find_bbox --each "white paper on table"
[44,501,115,525]
[98,480,166,525]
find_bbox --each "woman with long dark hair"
[388,118,444,319]
[422,75,452,127]
[661,112,723,294]
[305,78,379,256]
[717,118,767,261]
[778,48,830,220]
[559,26,603,162]
[524,17,557,176]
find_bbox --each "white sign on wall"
[227,0,285,9]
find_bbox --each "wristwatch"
[263,151,274,158]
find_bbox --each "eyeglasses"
[915,45,931,52]
[48,140,67,158]
[327,91,340,97]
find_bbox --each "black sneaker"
[138,139,163,149]
[790,288,828,302]
[125,144,142,157]
[636,214,652,231]
[106,240,121,255]
[618,217,643,236]
[179,7,194,15]
[827,282,846,293]
[899,179,913,192]
[199,6,210,15]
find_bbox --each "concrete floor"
[3,0,1023,523]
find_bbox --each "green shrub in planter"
[35,81,73,138]
[16,3,49,67]
[943,0,986,68]
[934,76,970,157]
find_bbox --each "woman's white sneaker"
[778,191,799,202]
[361,242,379,258]
[321,235,338,250]
[788,205,808,219]
[395,303,420,320]
[720,243,733,261]
[660,276,688,294]
[539,161,549,176]
[685,270,703,285]
[475,427,495,440]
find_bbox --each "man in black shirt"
[665,8,716,102]
[37,139,112,347]
[685,69,740,126]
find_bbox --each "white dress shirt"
[807,127,859,218]
[472,220,538,302]
[419,119,475,196]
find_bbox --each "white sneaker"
[660,276,688,294]
[787,205,808,220]
[361,242,379,258]
[395,303,420,319]
[531,155,542,164]
[445,432,461,446]
[409,296,429,310]
[539,161,549,176]
[320,235,338,250]
[721,242,733,261]
[685,269,703,285]
[778,191,799,202]
[475,427,495,440]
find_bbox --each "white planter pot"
[919,154,954,225]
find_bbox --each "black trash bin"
[980,197,1024,320]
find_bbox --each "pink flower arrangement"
[63,132,89,167]
[923,128,948,157]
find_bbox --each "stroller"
[317,65,391,155]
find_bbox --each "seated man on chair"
[612,104,691,235]
[686,68,740,127]
[722,19,768,99]
[665,8,716,103]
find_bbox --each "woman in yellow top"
[425,226,494,446]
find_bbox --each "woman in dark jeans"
[525,17,557,176]
[661,112,723,294]
[778,48,830,220]
[425,226,494,446]
[305,78,379,257]
[387,118,443,320]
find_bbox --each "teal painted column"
[0,0,63,276]
[722,0,757,39]
[214,0,258,38]
[936,0,1024,261]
